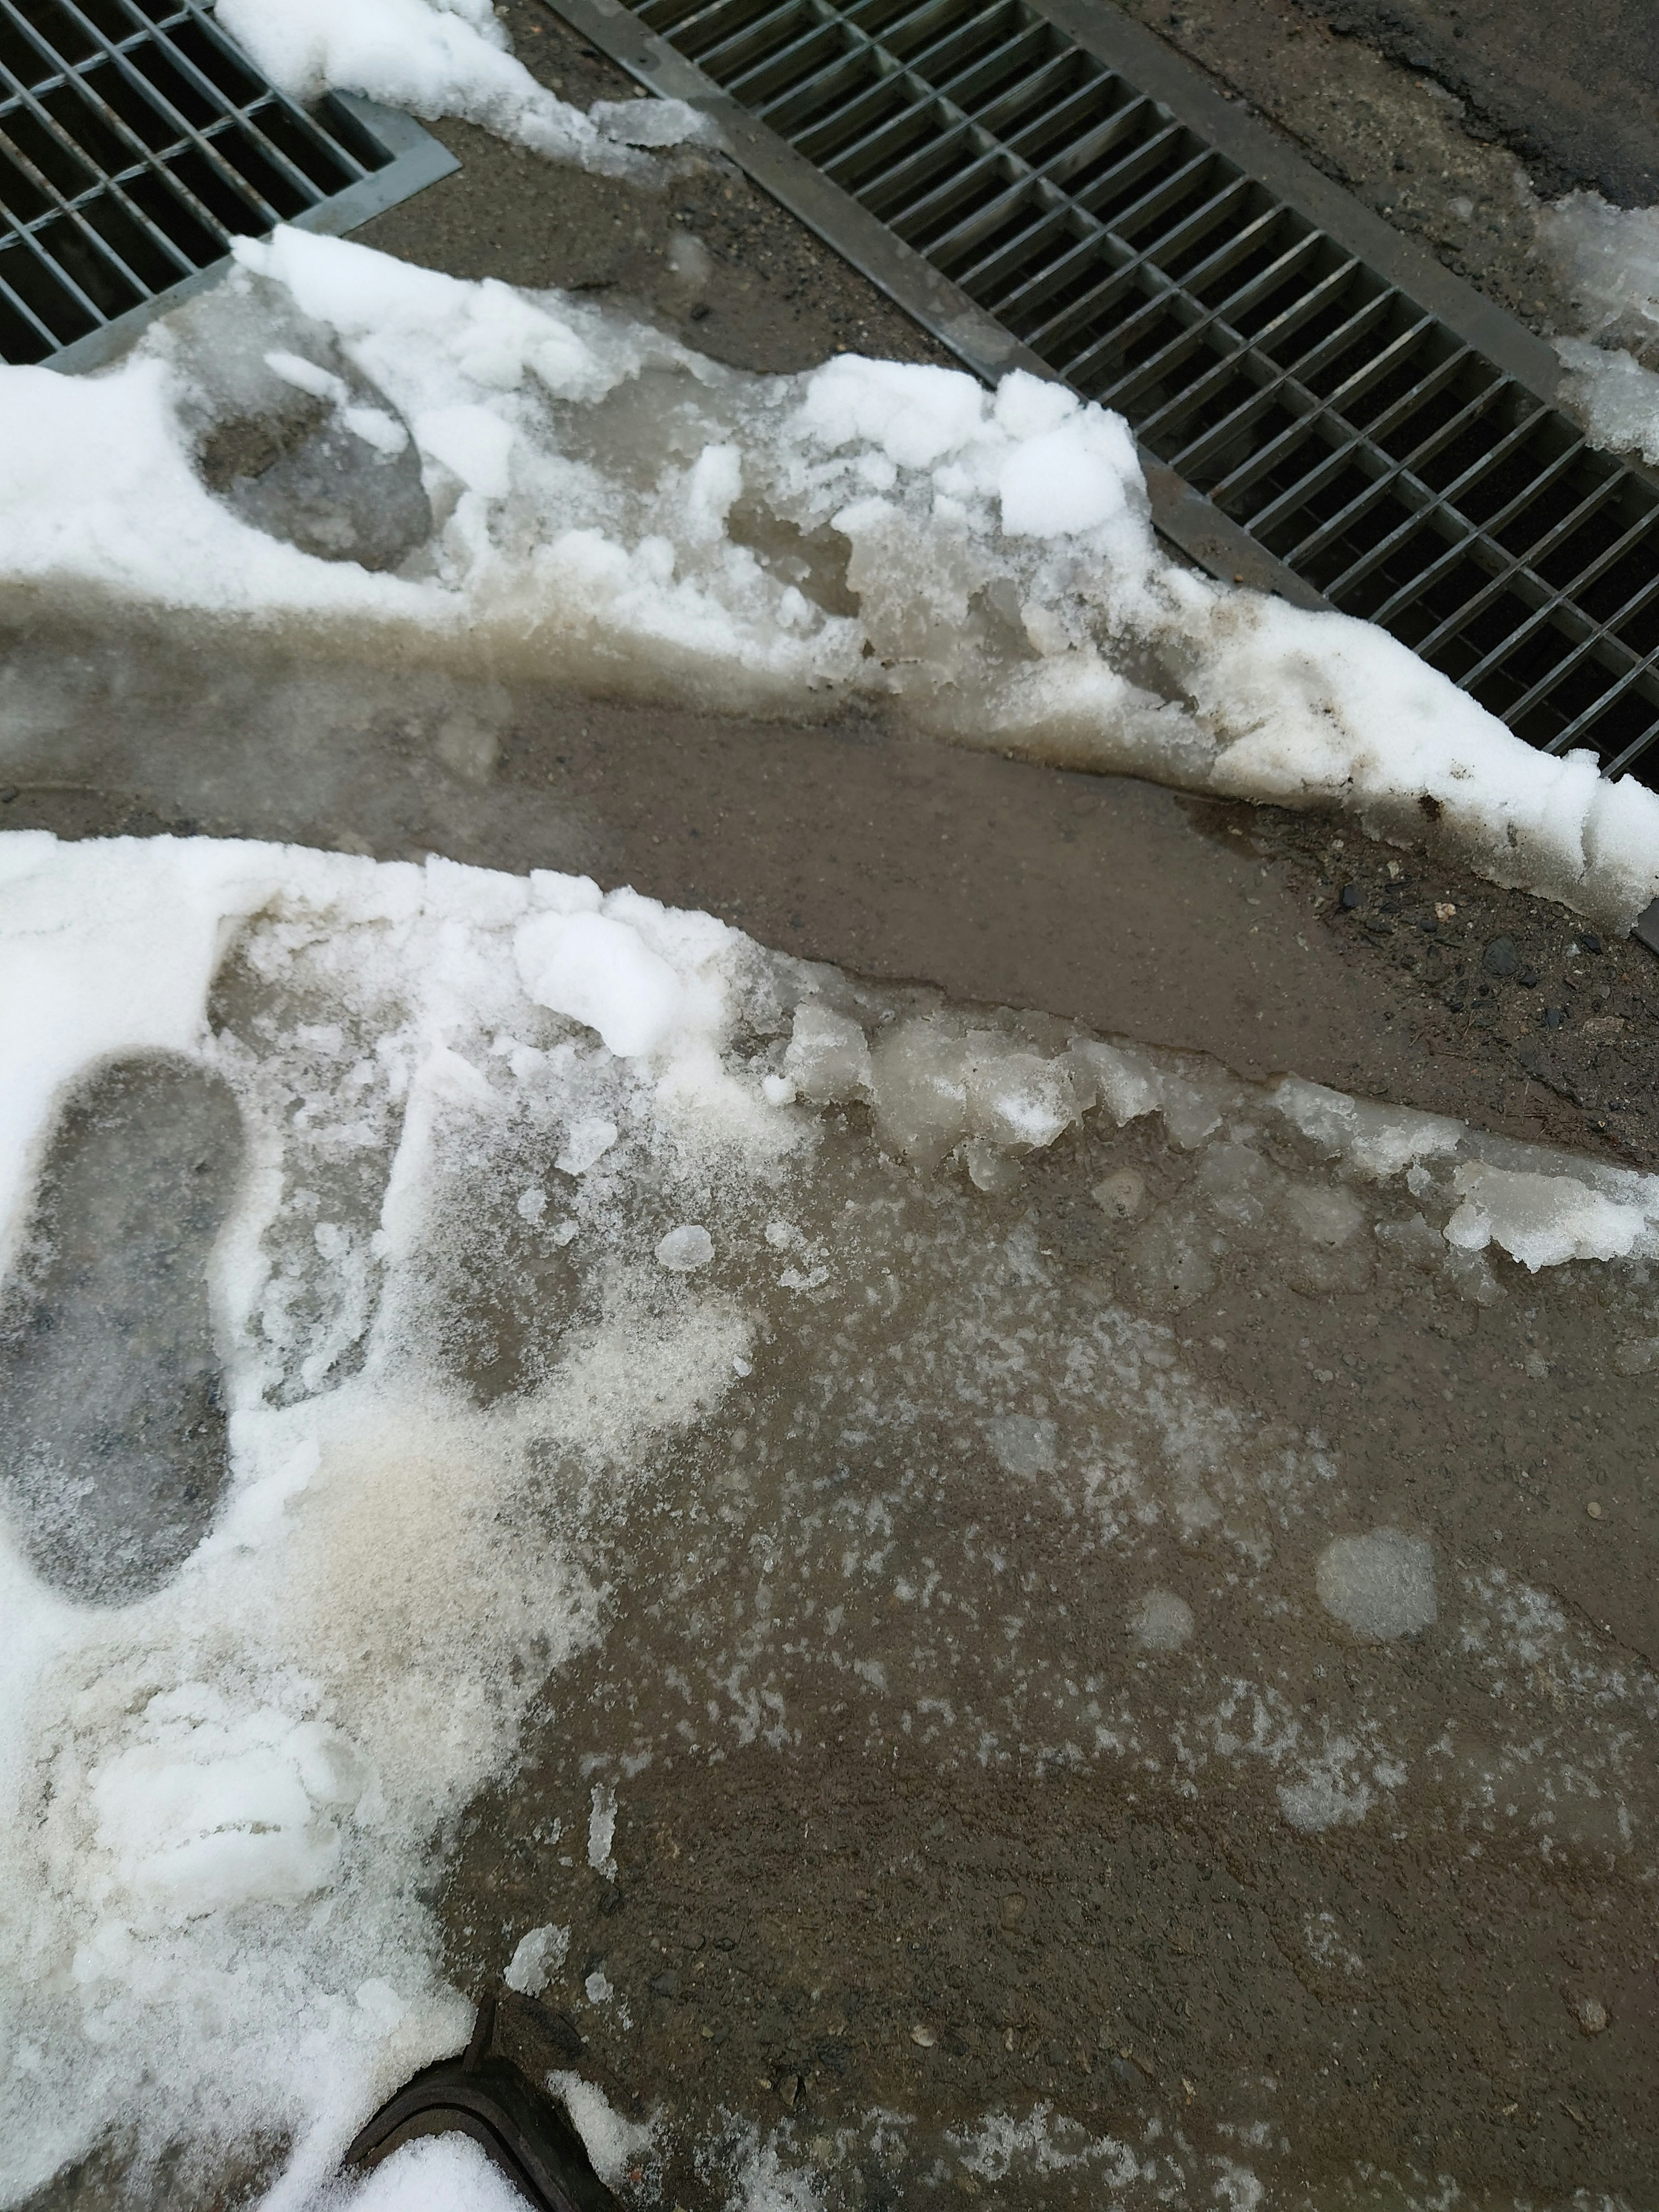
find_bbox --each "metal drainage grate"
[1,0,456,374]
[543,0,1659,785]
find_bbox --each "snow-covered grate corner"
[543,0,1659,786]
[0,0,455,373]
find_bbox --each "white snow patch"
[546,2072,655,2190]
[214,0,707,178]
[340,2132,533,2211]
[6,221,1659,928]
[516,911,684,1059]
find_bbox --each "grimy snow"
[2,3,1659,2208]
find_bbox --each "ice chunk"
[1445,1160,1653,1270]
[1069,1039,1162,1125]
[869,1021,969,1168]
[1555,340,1659,466]
[795,356,986,470]
[783,1002,871,1103]
[655,1224,714,1271]
[516,911,683,1058]
[556,1116,618,1175]
[414,403,515,497]
[997,409,1140,539]
[588,1783,617,1877]
[1275,1079,1462,1179]
[1316,1530,1437,1642]
[591,95,715,149]
[966,1046,1079,1151]
[215,0,657,178]
[504,1922,569,1996]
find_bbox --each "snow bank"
[9,220,1659,928]
[215,0,711,176]
[0,832,1655,2207]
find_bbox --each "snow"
[0,831,1656,2207]
[516,910,685,1059]
[545,2073,655,2191]
[214,0,710,177]
[9,219,1659,929]
[341,2134,531,2212]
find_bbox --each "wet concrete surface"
[354,0,954,378]
[10,1,1659,2202]
[429,1062,1659,2209]
[3,605,1657,1174]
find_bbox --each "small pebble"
[911,2023,937,2047]
[1482,936,1519,978]
[1339,883,1362,909]
[1435,901,1458,921]
[1575,1995,1609,2034]
[1582,931,1604,953]
[1586,1501,1603,1519]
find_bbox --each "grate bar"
[4,0,458,373]
[559,0,1659,782]
[0,8,246,284]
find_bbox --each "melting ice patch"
[0,833,1658,2208]
[6,221,1659,928]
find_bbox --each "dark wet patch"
[0,1055,243,1603]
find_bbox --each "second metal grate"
[564,0,1659,782]
[0,0,451,372]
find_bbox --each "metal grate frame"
[544,0,1659,784]
[1,0,456,375]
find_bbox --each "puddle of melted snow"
[0,833,1656,2212]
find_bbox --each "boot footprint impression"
[0,1054,244,1605]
